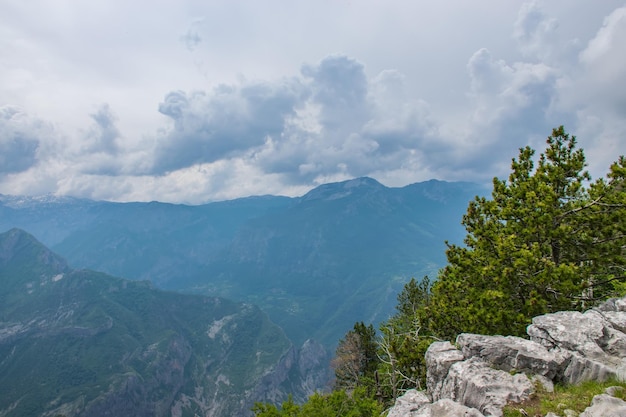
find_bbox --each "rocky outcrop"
[387,296,626,417]
[246,339,330,407]
[579,391,626,417]
[387,390,485,417]
[437,357,533,416]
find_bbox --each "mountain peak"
[341,177,384,188]
[0,228,68,273]
[299,177,385,202]
[1,227,41,254]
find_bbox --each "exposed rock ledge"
[387,296,626,417]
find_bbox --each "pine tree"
[426,126,626,339]
[331,322,379,393]
[378,277,434,400]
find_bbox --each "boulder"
[455,333,562,379]
[561,350,625,384]
[439,357,533,417]
[386,296,626,417]
[528,309,626,383]
[597,310,626,334]
[596,296,626,313]
[425,341,464,401]
[386,390,431,417]
[579,393,626,417]
[528,310,606,354]
[528,310,626,359]
[386,391,485,417]
[430,399,484,417]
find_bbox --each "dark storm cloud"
[150,55,420,183]
[152,78,306,173]
[0,106,42,174]
[252,56,436,184]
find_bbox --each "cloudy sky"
[1,1,625,203]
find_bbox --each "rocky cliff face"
[387,296,626,417]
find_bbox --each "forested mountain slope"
[0,228,322,417]
[0,178,484,346]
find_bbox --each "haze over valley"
[0,177,483,415]
[0,178,483,348]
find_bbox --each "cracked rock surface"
[387,296,626,417]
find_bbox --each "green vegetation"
[332,322,379,394]
[253,126,626,416]
[0,229,293,417]
[377,276,434,397]
[503,380,626,416]
[428,126,626,339]
[252,387,382,417]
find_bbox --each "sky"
[1,0,625,204]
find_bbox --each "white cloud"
[84,104,121,155]
[181,18,204,52]
[577,6,626,113]
[554,6,626,179]
[0,1,625,202]
[365,70,437,152]
[514,0,560,62]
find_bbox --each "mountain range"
[0,228,327,416]
[0,177,485,348]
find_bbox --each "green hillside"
[0,228,295,417]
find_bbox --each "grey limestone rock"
[579,393,626,417]
[439,357,533,417]
[386,391,486,417]
[456,333,563,379]
[597,310,626,333]
[386,296,626,417]
[596,296,626,313]
[430,399,484,417]
[528,310,606,354]
[528,309,626,383]
[386,390,431,417]
[426,341,465,401]
[561,350,624,384]
[528,310,626,359]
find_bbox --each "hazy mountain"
[0,178,485,347]
[0,193,292,281]
[0,228,326,417]
[201,178,484,345]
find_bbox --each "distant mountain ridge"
[0,178,486,347]
[0,228,326,417]
[299,177,386,201]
